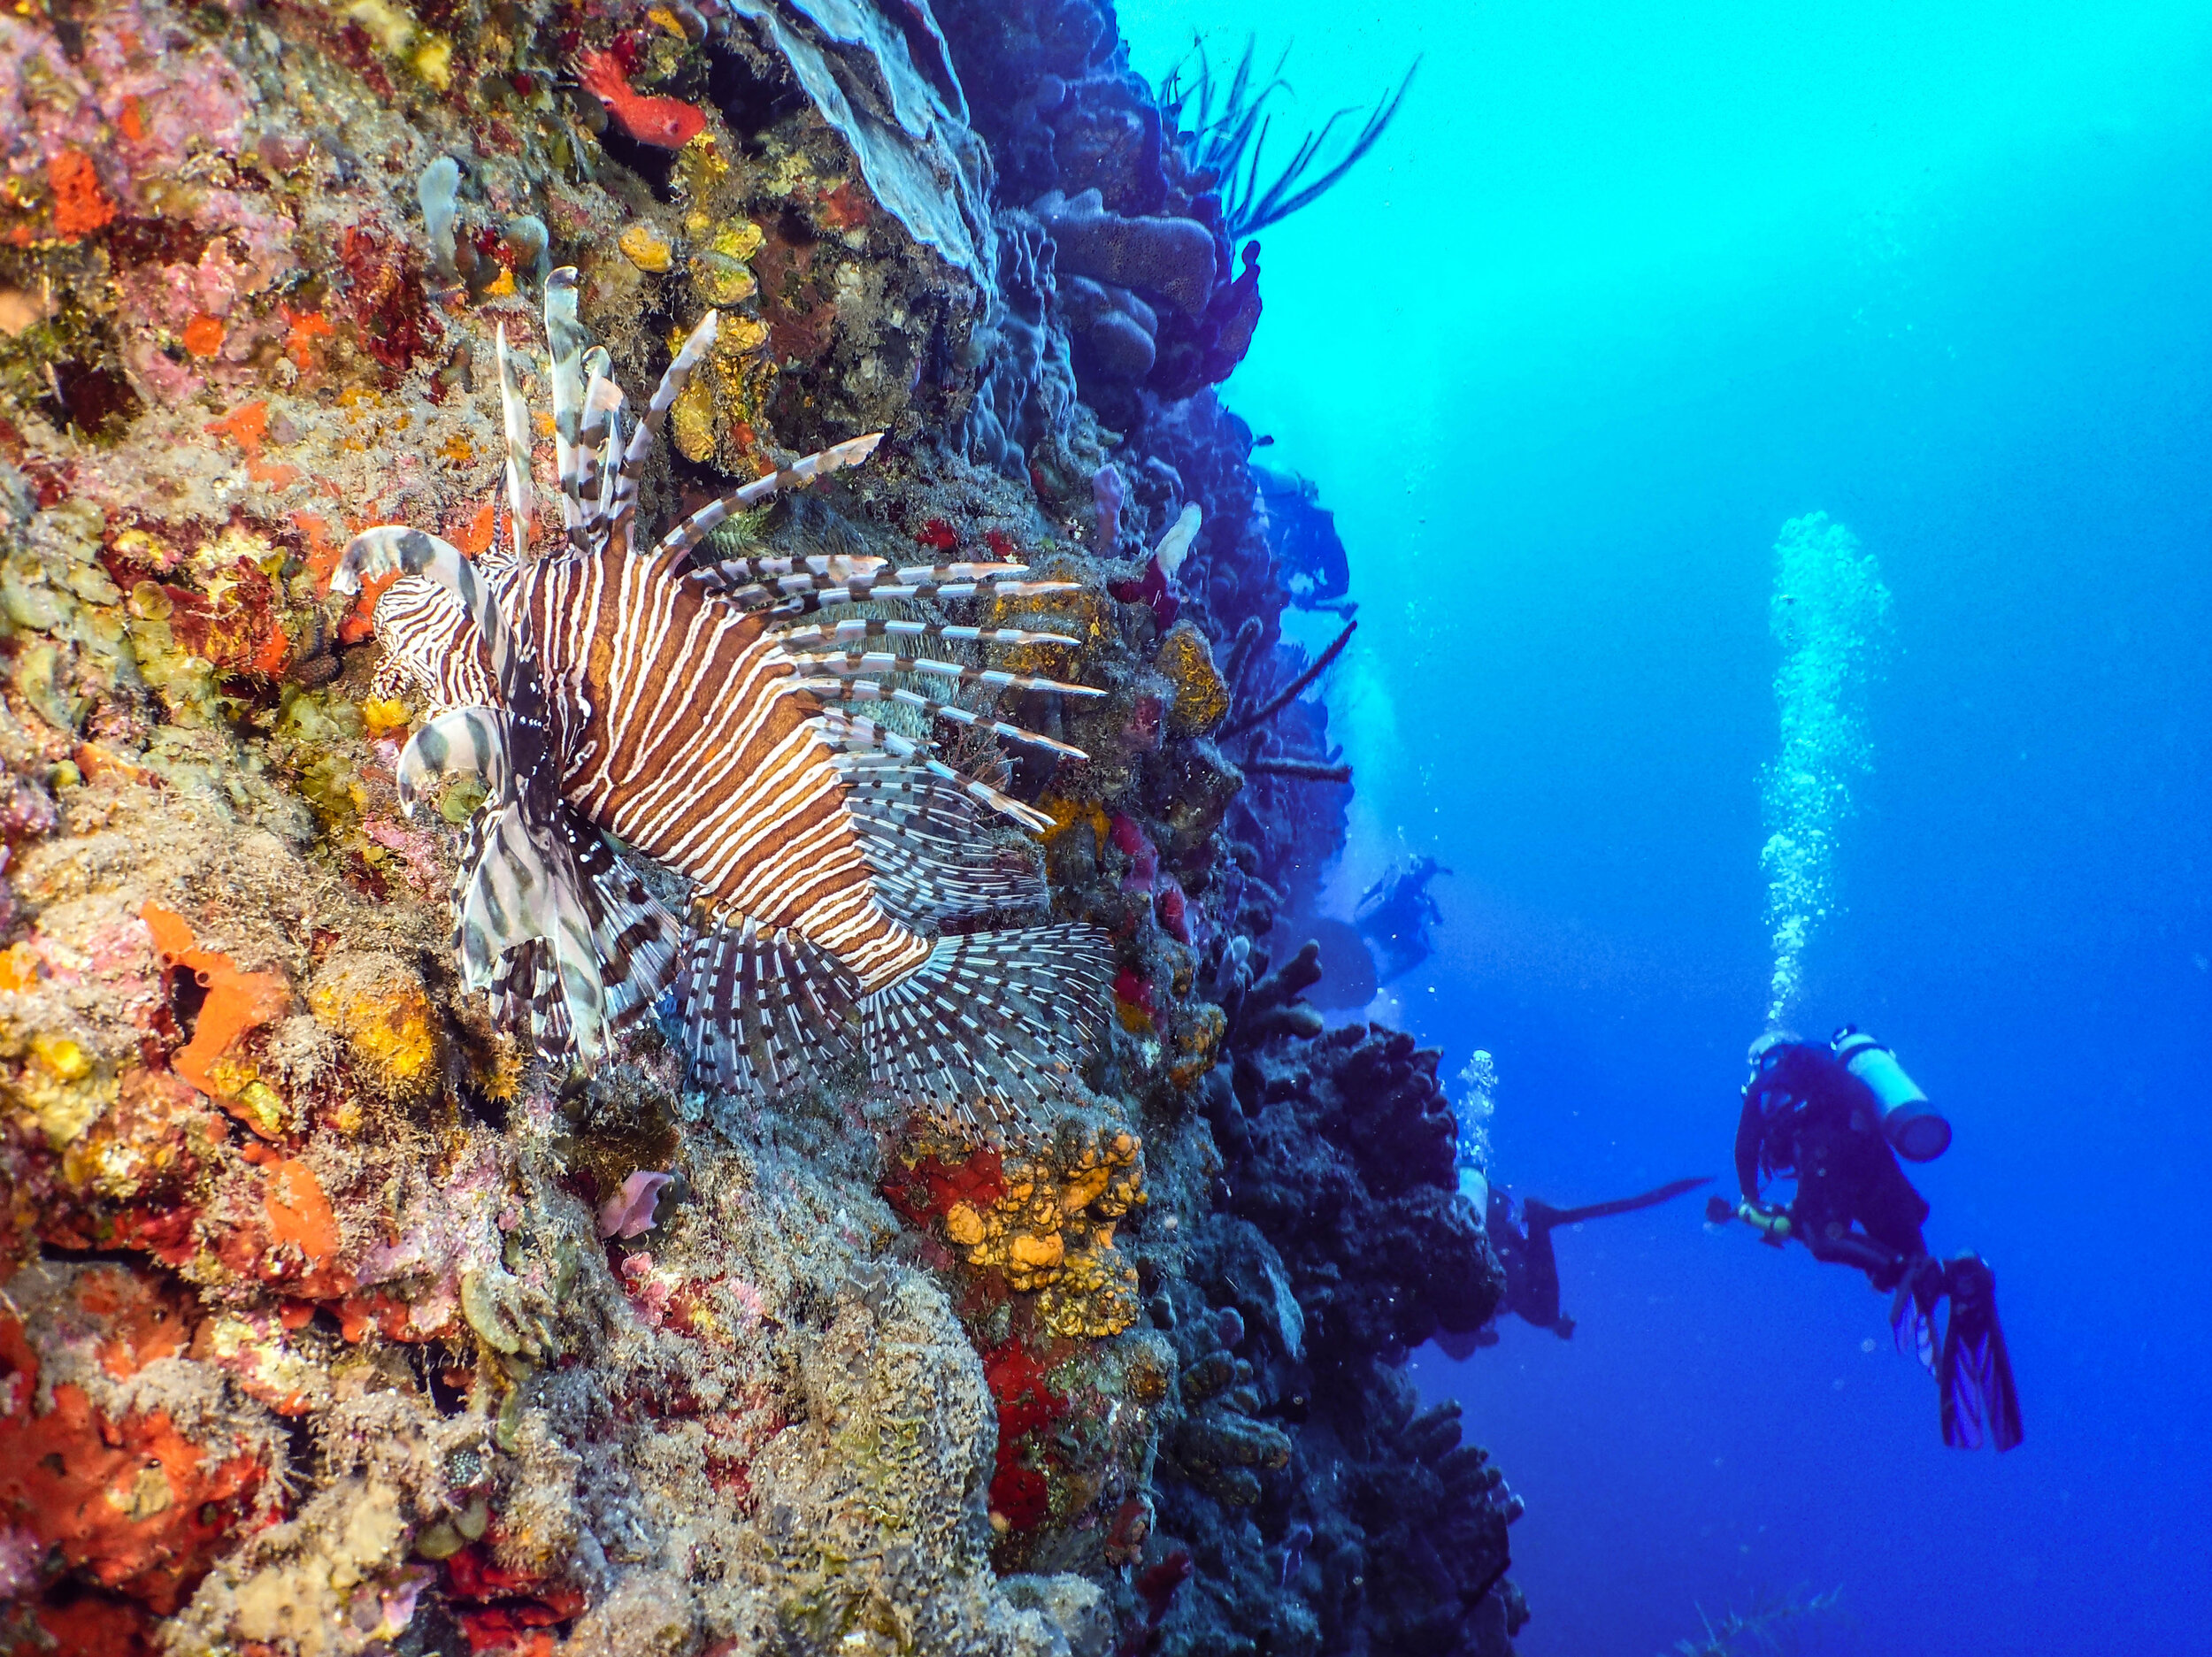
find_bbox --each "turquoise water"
[1120,4,2212,1652]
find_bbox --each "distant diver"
[1441,1171,1711,1351]
[1354,855,1450,984]
[1256,465,1352,611]
[1712,1026,2024,1452]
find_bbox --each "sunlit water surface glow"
[1115,4,2212,1652]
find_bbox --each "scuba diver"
[1441,1170,1711,1352]
[1354,855,1451,983]
[1711,1026,2024,1452]
[1489,1176,1712,1337]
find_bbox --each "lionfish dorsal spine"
[628,311,719,476]
[543,267,591,534]
[495,325,534,560]
[649,433,886,569]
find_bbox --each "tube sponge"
[1759,512,1892,1029]
[417,156,461,280]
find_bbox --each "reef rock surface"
[0,0,1524,1653]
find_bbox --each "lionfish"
[334,268,1110,1125]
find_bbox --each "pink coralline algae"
[114,231,297,401]
[0,1523,39,1598]
[0,778,58,841]
[2,0,296,398]
[618,1252,677,1324]
[363,818,449,896]
[1110,812,1157,894]
[598,1170,674,1240]
[1156,878,1193,945]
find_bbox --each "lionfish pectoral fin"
[454,801,613,1070]
[339,526,520,687]
[674,914,863,1100]
[396,706,512,818]
[334,525,455,595]
[773,617,1081,651]
[859,924,1112,1133]
[563,816,682,1031]
[813,712,1056,833]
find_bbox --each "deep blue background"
[1114,5,2212,1652]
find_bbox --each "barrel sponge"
[1057,273,1158,380]
[1033,188,1217,318]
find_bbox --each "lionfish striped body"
[337,270,1109,1125]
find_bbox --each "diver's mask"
[1746,1028,1797,1083]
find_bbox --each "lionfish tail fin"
[674,914,862,1099]
[860,924,1111,1133]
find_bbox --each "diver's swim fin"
[1540,1175,1715,1229]
[1938,1254,2024,1453]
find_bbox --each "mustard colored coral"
[931,1128,1146,1334]
[309,952,442,1107]
[1157,621,1229,735]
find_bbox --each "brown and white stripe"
[342,267,1111,1127]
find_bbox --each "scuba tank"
[1832,1026,1951,1162]
[1458,1165,1490,1219]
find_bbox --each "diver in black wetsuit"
[1354,855,1451,984]
[1714,1028,2024,1452]
[1481,1176,1712,1339]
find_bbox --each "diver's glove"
[1742,1202,1792,1245]
[1713,1197,1793,1246]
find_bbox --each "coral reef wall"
[0,0,1524,1652]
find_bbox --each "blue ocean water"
[1120,4,2212,1653]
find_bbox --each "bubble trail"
[1759,511,1893,1030]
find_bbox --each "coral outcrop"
[0,0,1524,1653]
